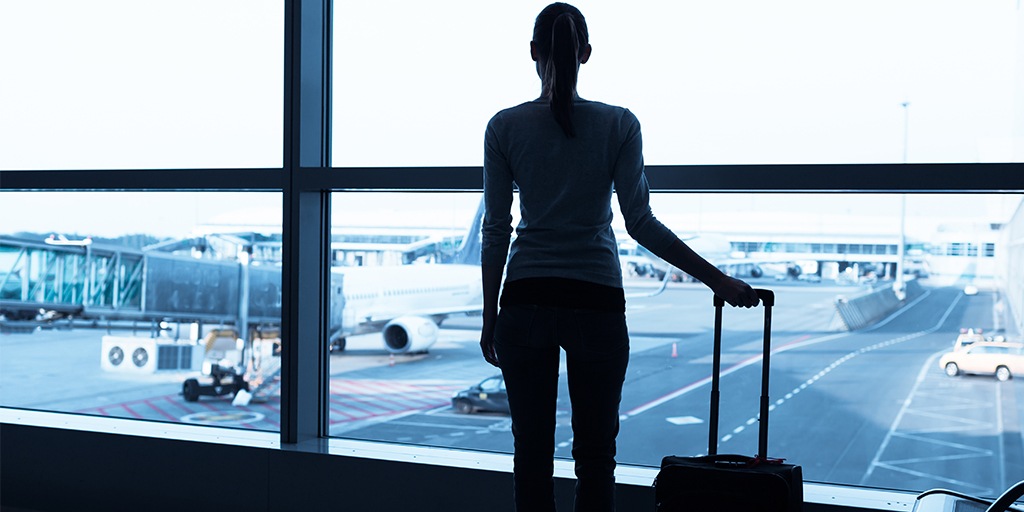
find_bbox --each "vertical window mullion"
[281,0,332,444]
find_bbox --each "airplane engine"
[382,316,438,354]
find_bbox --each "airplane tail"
[447,197,484,266]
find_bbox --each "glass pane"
[0,1,284,170]
[326,190,1023,497]
[332,1,1022,166]
[0,192,283,432]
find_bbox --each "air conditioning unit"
[101,336,203,374]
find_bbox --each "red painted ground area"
[74,379,463,431]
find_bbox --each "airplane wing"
[624,270,672,299]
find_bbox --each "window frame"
[2,0,1024,506]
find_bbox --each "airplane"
[43,234,93,246]
[326,200,484,355]
[622,232,806,284]
[326,201,784,354]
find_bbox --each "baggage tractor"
[654,289,803,511]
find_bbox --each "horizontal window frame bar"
[0,169,285,191]
[3,162,1021,192]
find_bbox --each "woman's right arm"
[654,239,759,308]
[612,111,758,308]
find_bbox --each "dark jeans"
[494,304,630,512]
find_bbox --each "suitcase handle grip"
[709,288,774,458]
[714,288,774,308]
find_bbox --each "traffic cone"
[671,343,678,358]
[389,353,395,366]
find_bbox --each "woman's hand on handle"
[712,275,760,308]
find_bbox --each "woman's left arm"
[480,116,514,367]
[480,263,504,367]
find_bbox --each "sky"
[0,1,1021,170]
[333,0,1024,166]
[0,2,1020,240]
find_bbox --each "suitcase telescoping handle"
[709,289,774,458]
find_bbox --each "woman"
[479,4,759,510]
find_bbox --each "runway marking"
[621,334,814,418]
[325,380,462,425]
[890,432,993,453]
[881,453,991,465]
[717,332,929,445]
[863,290,932,330]
[388,420,492,430]
[997,379,1006,492]
[625,304,673,316]
[144,399,178,422]
[873,462,992,492]
[120,404,143,419]
[719,292,963,447]
[666,416,704,425]
[625,301,939,420]
[902,409,993,427]
[859,292,1001,493]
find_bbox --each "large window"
[0,192,283,432]
[3,0,1023,508]
[0,1,283,170]
[323,191,1023,496]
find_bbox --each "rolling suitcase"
[654,289,803,511]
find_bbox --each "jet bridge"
[0,234,291,401]
[0,235,282,329]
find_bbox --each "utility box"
[101,336,203,374]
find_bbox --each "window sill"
[1,407,920,511]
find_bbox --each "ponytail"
[533,3,588,138]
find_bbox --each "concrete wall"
[997,200,1024,338]
[833,280,924,331]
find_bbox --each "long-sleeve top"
[482,98,677,289]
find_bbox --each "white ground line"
[859,292,965,486]
[718,331,926,446]
[890,432,994,453]
[863,290,933,331]
[856,351,938,485]
[997,379,1006,491]
[882,453,992,465]
[635,287,949,449]
[902,409,993,426]
[717,302,944,447]
[873,463,993,494]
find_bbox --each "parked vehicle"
[451,375,509,414]
[940,342,1024,382]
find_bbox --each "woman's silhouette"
[479,4,759,510]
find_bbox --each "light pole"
[896,102,910,299]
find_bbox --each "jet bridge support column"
[21,252,30,302]
[239,247,251,365]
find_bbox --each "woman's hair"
[533,3,588,138]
